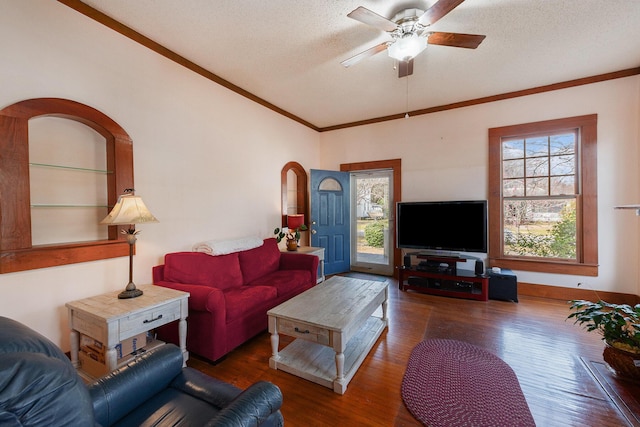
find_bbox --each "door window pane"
[319,177,342,191]
[353,171,391,271]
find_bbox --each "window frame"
[0,98,133,273]
[488,115,598,276]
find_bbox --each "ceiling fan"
[341,0,486,77]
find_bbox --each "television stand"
[399,254,488,301]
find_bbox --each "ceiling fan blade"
[427,32,486,49]
[418,0,466,26]
[341,42,389,68]
[398,59,414,78]
[347,6,398,32]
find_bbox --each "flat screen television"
[396,200,488,253]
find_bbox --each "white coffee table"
[268,275,388,394]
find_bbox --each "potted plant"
[568,299,640,379]
[274,224,308,251]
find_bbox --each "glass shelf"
[31,204,109,208]
[29,162,112,174]
[614,205,640,215]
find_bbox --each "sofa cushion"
[248,270,313,298]
[164,252,243,290]
[238,238,280,284]
[224,286,277,323]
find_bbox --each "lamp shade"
[100,193,159,225]
[287,214,305,230]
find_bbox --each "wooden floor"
[188,277,640,426]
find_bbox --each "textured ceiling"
[77,0,640,129]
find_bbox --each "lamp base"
[118,288,143,299]
[118,280,142,299]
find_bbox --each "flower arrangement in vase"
[274,214,308,251]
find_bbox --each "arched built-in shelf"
[0,98,134,273]
[281,161,309,228]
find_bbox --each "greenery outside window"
[488,115,598,276]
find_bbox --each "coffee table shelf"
[271,316,385,392]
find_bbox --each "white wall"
[320,76,640,296]
[0,1,320,349]
[1,2,639,350]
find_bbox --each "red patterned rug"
[402,339,535,426]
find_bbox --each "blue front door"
[310,169,350,275]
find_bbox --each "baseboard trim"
[519,282,640,305]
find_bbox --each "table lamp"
[100,189,158,299]
[285,214,307,251]
[287,214,305,231]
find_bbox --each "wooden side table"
[66,285,189,377]
[282,246,325,283]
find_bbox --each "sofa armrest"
[154,281,224,314]
[170,368,283,427]
[205,381,284,427]
[152,264,165,283]
[170,368,242,408]
[279,252,318,274]
[89,344,184,427]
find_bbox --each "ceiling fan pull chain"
[405,76,410,119]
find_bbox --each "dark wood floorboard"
[187,278,638,426]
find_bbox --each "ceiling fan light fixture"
[387,33,427,62]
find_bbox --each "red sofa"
[153,238,319,362]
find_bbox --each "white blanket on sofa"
[192,236,264,255]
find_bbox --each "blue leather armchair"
[0,316,284,426]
